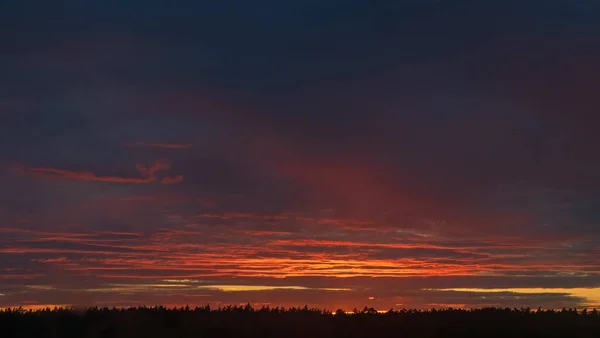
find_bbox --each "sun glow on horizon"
[196,285,352,292]
[428,288,600,307]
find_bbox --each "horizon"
[2,0,600,311]
[2,303,597,313]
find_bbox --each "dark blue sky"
[1,0,600,310]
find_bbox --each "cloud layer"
[1,0,599,310]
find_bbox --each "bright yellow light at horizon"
[84,284,194,293]
[8,304,72,310]
[196,285,351,292]
[198,285,307,292]
[428,287,600,306]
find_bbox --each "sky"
[1,0,600,310]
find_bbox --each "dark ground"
[1,306,599,338]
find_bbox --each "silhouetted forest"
[2,305,599,337]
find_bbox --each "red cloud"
[15,160,183,184]
[161,175,184,184]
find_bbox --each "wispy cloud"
[15,160,183,184]
[18,167,154,183]
[427,288,600,308]
[0,273,46,279]
[124,141,192,149]
[160,175,184,184]
[195,285,352,292]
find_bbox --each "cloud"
[15,160,183,184]
[195,285,351,292]
[426,287,600,308]
[2,0,600,310]
[17,166,154,184]
[123,141,192,149]
[160,175,184,184]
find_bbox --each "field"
[1,306,599,338]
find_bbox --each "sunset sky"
[1,0,600,310]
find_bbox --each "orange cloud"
[124,141,192,149]
[12,225,592,281]
[15,160,183,184]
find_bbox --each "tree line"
[1,305,599,337]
